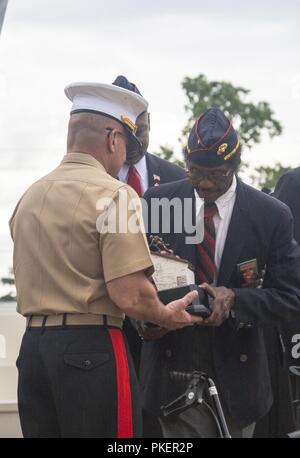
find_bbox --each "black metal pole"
[0,0,8,36]
[207,377,231,438]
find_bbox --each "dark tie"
[127,166,142,197]
[196,202,218,284]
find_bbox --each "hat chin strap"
[120,115,137,135]
[71,108,142,156]
[70,109,123,127]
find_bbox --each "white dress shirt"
[118,155,149,195]
[194,175,237,277]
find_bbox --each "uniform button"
[83,359,92,367]
[165,349,172,358]
[240,354,248,363]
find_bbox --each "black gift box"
[157,284,211,318]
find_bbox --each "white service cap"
[65,82,148,154]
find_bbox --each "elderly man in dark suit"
[139,108,300,438]
[114,75,186,194]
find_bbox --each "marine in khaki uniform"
[9,82,201,438]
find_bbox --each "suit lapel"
[181,181,198,268]
[217,179,249,286]
[145,153,155,187]
[159,179,197,267]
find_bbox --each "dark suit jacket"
[274,168,300,368]
[145,152,186,187]
[140,178,300,428]
[274,167,300,245]
[273,168,300,426]
[123,153,186,369]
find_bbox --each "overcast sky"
[0,0,299,279]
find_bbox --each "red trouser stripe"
[108,328,133,438]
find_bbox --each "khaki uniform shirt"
[9,152,153,319]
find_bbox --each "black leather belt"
[26,313,123,328]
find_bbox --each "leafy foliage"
[155,74,288,189]
[181,74,283,149]
[251,163,292,190]
[155,145,185,168]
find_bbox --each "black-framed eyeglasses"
[188,169,232,182]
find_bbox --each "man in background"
[114,75,186,195]
[113,75,186,375]
[274,168,300,245]
[274,168,300,433]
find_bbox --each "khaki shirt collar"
[61,152,106,172]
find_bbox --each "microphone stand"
[161,370,231,438]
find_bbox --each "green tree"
[250,163,292,191]
[1,277,15,285]
[154,145,185,168]
[1,267,15,285]
[181,74,283,149]
[156,74,283,170]
[0,268,16,302]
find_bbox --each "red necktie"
[196,203,218,284]
[127,166,142,197]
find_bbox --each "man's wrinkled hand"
[199,283,235,327]
[162,290,204,330]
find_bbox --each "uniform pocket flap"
[64,352,109,370]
